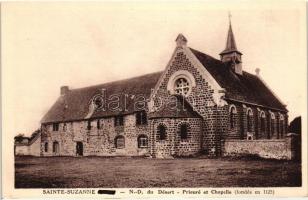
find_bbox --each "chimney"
[175,33,187,47]
[255,68,260,76]
[60,86,69,95]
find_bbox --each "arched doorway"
[76,142,83,156]
[52,141,59,155]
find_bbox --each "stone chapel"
[40,21,290,159]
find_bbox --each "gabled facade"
[39,22,290,159]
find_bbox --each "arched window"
[115,135,125,149]
[279,114,284,138]
[229,105,237,129]
[247,109,253,132]
[137,135,148,148]
[179,123,189,140]
[44,142,48,152]
[270,112,276,139]
[260,111,266,132]
[157,124,167,140]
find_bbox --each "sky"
[2,1,307,137]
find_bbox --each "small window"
[230,106,236,129]
[136,111,147,125]
[97,119,101,129]
[180,124,188,140]
[157,125,167,140]
[44,142,48,152]
[63,123,67,131]
[114,116,124,127]
[52,123,59,131]
[138,135,148,148]
[115,135,125,149]
[87,120,92,130]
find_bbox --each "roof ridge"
[69,71,164,92]
[28,132,41,145]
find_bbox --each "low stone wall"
[15,145,29,156]
[223,137,293,160]
[15,135,41,156]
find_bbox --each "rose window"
[174,78,190,96]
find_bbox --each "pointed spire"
[220,13,242,55]
[220,13,243,75]
[225,23,237,51]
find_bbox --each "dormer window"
[136,111,147,125]
[114,115,124,127]
[92,94,104,110]
[52,123,59,131]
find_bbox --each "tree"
[289,116,301,135]
[14,133,25,143]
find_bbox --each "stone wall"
[29,135,41,156]
[223,137,294,160]
[15,145,29,156]
[150,118,203,158]
[41,113,150,157]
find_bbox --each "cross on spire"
[228,11,232,25]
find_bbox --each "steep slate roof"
[41,47,286,123]
[190,48,287,111]
[149,95,202,119]
[41,72,163,123]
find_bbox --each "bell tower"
[220,13,243,75]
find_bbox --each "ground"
[15,156,301,188]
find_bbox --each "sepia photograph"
[1,1,307,198]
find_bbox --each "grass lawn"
[15,156,301,188]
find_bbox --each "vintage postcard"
[1,1,307,199]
